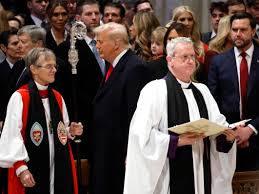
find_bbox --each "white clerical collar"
[112,49,128,68]
[35,81,48,90]
[177,78,191,89]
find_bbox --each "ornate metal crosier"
[68,22,87,192]
[68,21,86,144]
[68,21,87,74]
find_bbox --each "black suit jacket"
[45,30,69,55]
[208,45,259,171]
[201,31,213,44]
[56,39,103,158]
[90,49,154,194]
[1,60,25,119]
[0,59,12,121]
[147,56,168,79]
[24,16,50,31]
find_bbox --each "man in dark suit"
[89,22,154,194]
[208,12,259,171]
[201,1,227,44]
[0,30,23,128]
[25,0,50,31]
[55,0,104,158]
[9,25,46,98]
[0,30,23,194]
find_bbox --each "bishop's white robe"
[124,79,236,194]
[0,83,71,194]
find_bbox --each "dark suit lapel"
[2,60,12,73]
[228,49,239,93]
[94,50,131,102]
[248,46,259,96]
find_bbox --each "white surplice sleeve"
[0,92,29,168]
[124,80,170,194]
[194,83,236,194]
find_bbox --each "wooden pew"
[232,171,259,194]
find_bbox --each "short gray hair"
[18,25,46,46]
[166,37,193,57]
[25,48,56,76]
[94,22,130,48]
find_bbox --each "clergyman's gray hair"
[166,37,193,57]
[93,22,130,48]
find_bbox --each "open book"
[168,118,251,137]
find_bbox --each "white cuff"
[16,165,28,177]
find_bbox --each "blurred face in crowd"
[1,35,23,63]
[247,3,259,23]
[77,4,100,32]
[211,9,225,32]
[228,4,246,15]
[167,42,196,83]
[176,12,194,34]
[50,5,68,31]
[27,0,49,20]
[103,6,122,23]
[129,18,137,40]
[151,39,163,57]
[19,33,34,58]
[19,33,43,58]
[231,18,255,51]
[136,2,153,12]
[31,55,57,85]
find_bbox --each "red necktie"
[105,65,113,82]
[240,52,248,119]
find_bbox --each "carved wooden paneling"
[233,171,259,194]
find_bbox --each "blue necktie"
[90,40,106,75]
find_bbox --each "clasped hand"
[19,169,35,187]
[69,122,83,136]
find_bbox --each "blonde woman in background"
[204,15,233,82]
[130,11,160,61]
[171,5,208,64]
[209,15,233,53]
[171,5,208,83]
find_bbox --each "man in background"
[102,2,125,24]
[202,1,227,44]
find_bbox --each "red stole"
[8,85,78,194]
